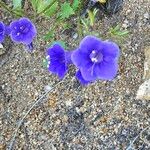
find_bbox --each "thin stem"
[0,1,22,17]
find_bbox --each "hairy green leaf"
[60,2,75,19]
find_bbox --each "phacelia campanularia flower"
[46,44,72,79]
[0,22,5,43]
[10,18,37,46]
[71,36,120,82]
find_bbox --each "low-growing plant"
[0,1,133,150]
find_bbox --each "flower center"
[90,50,103,63]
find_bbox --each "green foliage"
[12,0,24,17]
[109,25,129,37]
[30,0,80,18]
[13,0,22,9]
[88,9,98,26]
[31,0,57,14]
[72,0,80,11]
[60,2,75,19]
[30,0,80,41]
[44,2,58,17]
[80,8,99,35]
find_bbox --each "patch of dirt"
[0,0,150,149]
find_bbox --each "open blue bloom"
[71,36,120,82]
[46,44,72,79]
[0,22,5,43]
[10,18,37,45]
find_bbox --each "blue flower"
[0,22,5,43]
[71,36,120,82]
[46,44,72,79]
[9,18,37,45]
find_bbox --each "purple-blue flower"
[46,44,72,79]
[9,18,37,45]
[0,22,5,43]
[71,36,120,82]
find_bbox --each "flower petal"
[49,61,67,79]
[76,70,91,85]
[71,49,91,68]
[20,33,34,44]
[19,18,37,35]
[80,63,97,81]
[94,61,118,80]
[0,22,5,43]
[102,41,120,62]
[10,31,23,43]
[79,35,103,54]
[10,20,19,30]
[47,44,64,57]
[65,51,73,64]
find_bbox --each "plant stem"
[0,1,22,17]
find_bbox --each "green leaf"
[13,0,22,9]
[37,0,46,13]
[81,19,89,31]
[115,30,129,36]
[88,10,94,26]
[110,25,129,37]
[31,0,53,13]
[44,2,58,17]
[72,0,80,11]
[60,2,75,19]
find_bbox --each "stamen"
[91,58,98,62]
[92,50,96,54]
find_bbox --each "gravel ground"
[0,0,150,150]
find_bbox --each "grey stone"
[136,47,150,100]
[144,46,150,80]
[136,79,150,100]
